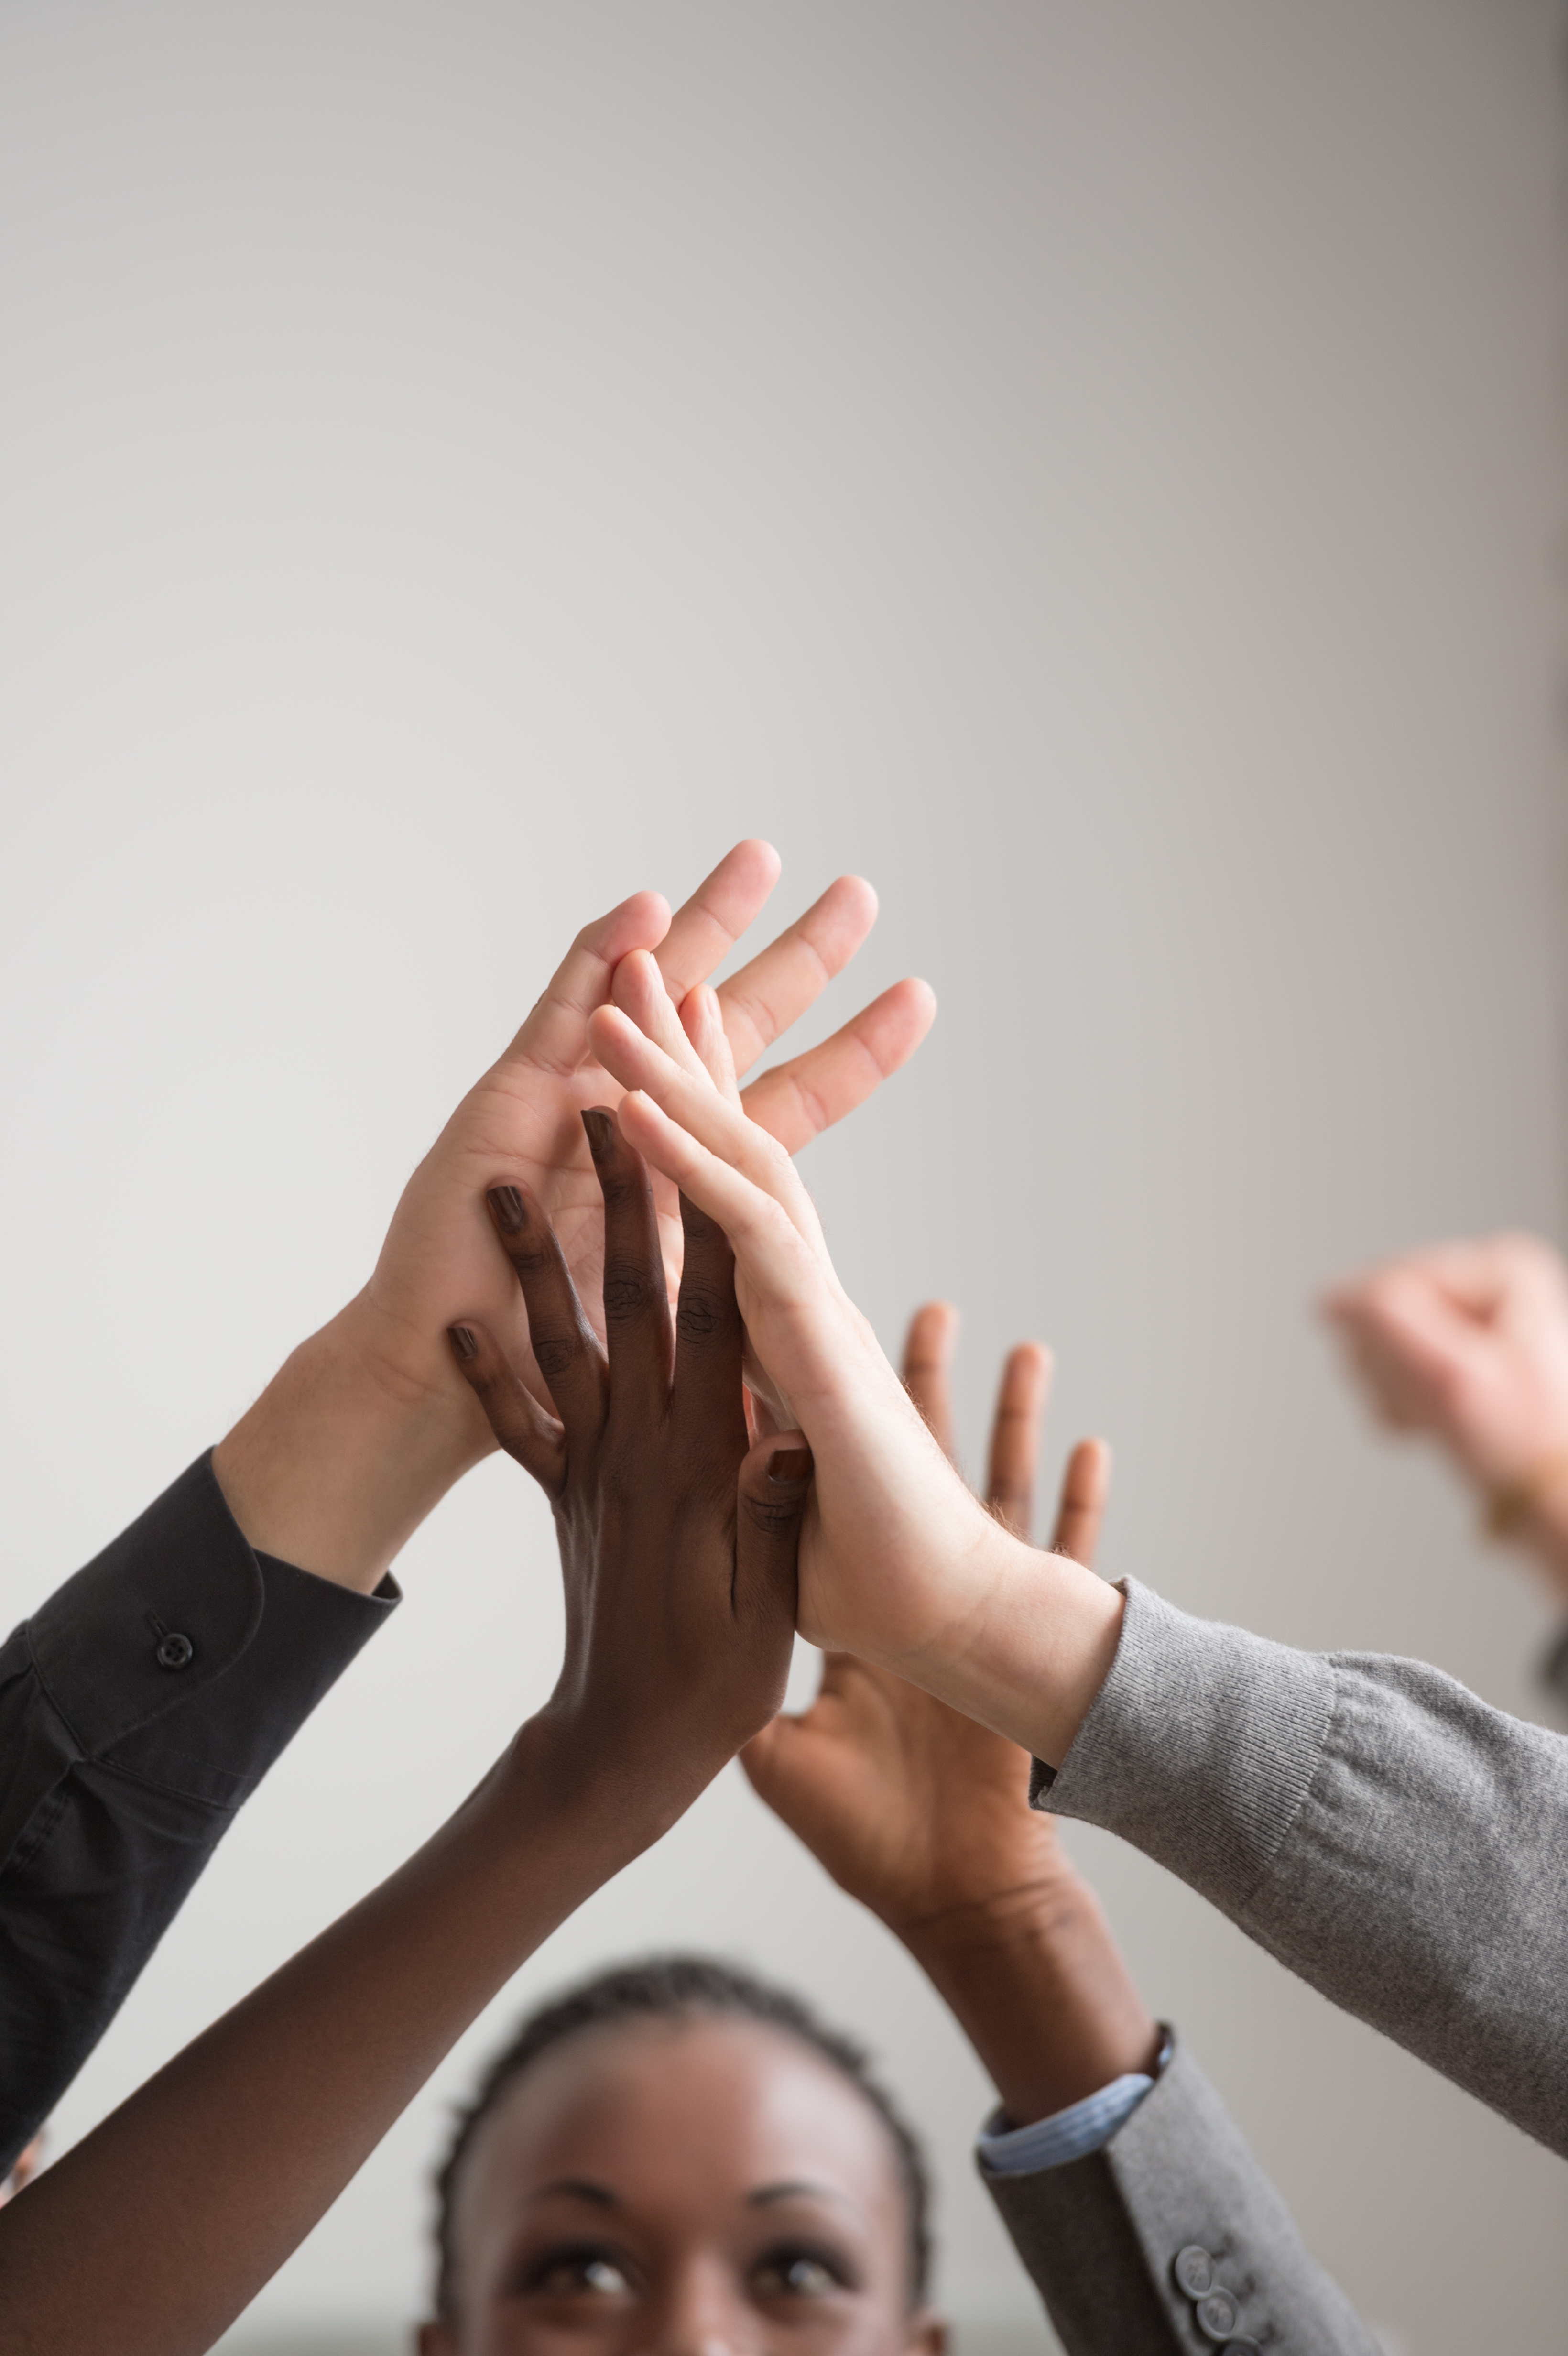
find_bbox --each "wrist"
[902,1528,1124,1772]
[213,1294,489,1595]
[900,1868,1160,2127]
[496,1711,713,1873]
[1483,1450,1568,1602]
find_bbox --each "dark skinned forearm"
[0,1722,682,2356]
[900,1876,1161,2127]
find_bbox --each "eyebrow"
[528,2179,621,2209]
[747,2181,857,2213]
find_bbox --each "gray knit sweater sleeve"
[1041,1579,1568,2154]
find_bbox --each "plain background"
[2,1,1567,2347]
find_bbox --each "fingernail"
[448,1324,479,1361]
[581,1108,614,1159]
[767,1447,813,1483]
[488,1185,527,1233]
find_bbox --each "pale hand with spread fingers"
[587,963,1125,1771]
[213,841,934,1592]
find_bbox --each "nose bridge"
[639,2245,754,2356]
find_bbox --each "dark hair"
[433,1954,933,2322]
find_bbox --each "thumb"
[735,1431,813,1633]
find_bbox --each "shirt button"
[1173,2247,1215,2297]
[155,1632,195,1670]
[1196,2287,1241,2340]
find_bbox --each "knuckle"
[603,1261,660,1322]
[743,1489,804,1540]
[531,1330,580,1380]
[507,1241,557,1280]
[676,1286,731,1344]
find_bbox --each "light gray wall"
[1,3,1565,2347]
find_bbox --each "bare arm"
[0,1119,807,2356]
[213,839,932,1593]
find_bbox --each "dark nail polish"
[581,1108,615,1159]
[488,1185,527,1233]
[448,1324,479,1361]
[767,1447,813,1483]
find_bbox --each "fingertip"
[610,945,665,1009]
[587,1002,638,1063]
[588,890,672,963]
[911,1299,960,1342]
[901,975,938,1028]
[825,873,879,938]
[735,837,783,890]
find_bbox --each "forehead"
[452,2014,908,2247]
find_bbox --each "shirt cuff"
[19,1450,398,1803]
[975,2033,1173,2175]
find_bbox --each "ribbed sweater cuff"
[1037,1578,1337,1915]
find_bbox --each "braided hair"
[432,1954,933,2323]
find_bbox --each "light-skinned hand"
[586,955,1124,1770]
[215,841,934,1589]
[1324,1232,1568,1600]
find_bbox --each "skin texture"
[1324,1232,1568,1603]
[422,2018,943,2356]
[584,953,1125,1769]
[0,1154,807,2356]
[746,1306,1159,2124]
[214,840,935,1592]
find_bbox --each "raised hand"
[1324,1233,1568,1595]
[449,1111,811,1814]
[212,841,933,1590]
[366,840,933,1424]
[744,1305,1107,1937]
[745,1306,1156,2122]
[585,958,1124,1769]
[0,1133,815,2356]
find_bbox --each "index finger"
[902,1304,960,1460]
[497,891,671,1082]
[1048,1438,1111,1569]
[986,1343,1052,1538]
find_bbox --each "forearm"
[1045,1578,1568,2154]
[213,1290,490,1592]
[901,1880,1159,2125]
[0,1722,666,2356]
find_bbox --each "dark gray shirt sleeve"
[1037,1578,1568,2155]
[982,2036,1379,2356]
[0,1451,397,2173]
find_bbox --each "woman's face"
[421,2017,945,2356]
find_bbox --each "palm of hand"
[744,1653,1062,1938]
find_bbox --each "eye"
[750,2244,854,2301]
[523,2244,635,2300]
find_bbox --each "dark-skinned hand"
[450,1106,813,1821]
